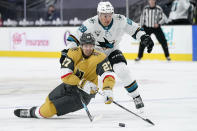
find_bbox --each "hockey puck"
[119,123,125,127]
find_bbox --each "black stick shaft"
[113,101,154,125]
[77,90,94,122]
[98,92,154,125]
[113,101,142,119]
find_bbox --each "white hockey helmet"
[97,1,114,14]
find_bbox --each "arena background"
[0,0,196,61]
[1,0,195,25]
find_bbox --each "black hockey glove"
[140,35,154,53]
[59,49,68,64]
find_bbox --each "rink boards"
[0,25,196,61]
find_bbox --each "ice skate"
[134,57,141,61]
[14,107,37,118]
[133,95,144,109]
[166,57,171,61]
[14,109,32,118]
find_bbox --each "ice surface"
[0,57,197,131]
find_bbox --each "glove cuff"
[103,89,113,104]
[103,89,113,98]
[79,79,98,94]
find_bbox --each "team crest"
[97,38,115,49]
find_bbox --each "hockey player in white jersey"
[168,0,191,24]
[61,1,154,110]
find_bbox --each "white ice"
[0,57,197,131]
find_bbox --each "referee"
[135,0,171,61]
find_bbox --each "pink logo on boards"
[11,31,50,50]
[12,32,24,45]
[64,31,70,46]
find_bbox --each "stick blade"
[145,119,155,125]
[92,114,103,122]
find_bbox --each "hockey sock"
[125,81,144,109]
[34,106,45,118]
[125,80,138,94]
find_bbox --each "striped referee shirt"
[140,5,167,28]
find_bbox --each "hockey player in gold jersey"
[14,33,115,118]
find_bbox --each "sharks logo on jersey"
[97,38,114,48]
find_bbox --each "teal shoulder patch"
[127,18,132,25]
[78,24,87,33]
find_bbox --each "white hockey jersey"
[67,14,145,56]
[168,0,190,20]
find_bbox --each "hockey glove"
[140,35,154,53]
[78,79,98,94]
[102,89,113,104]
[59,49,68,64]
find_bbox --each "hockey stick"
[76,89,94,122]
[98,92,155,125]
[112,100,155,125]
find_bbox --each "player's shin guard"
[125,80,144,109]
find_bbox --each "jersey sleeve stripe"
[34,107,44,118]
[61,73,72,79]
[61,68,73,76]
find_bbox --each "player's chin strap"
[97,91,155,126]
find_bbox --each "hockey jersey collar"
[148,5,156,9]
[98,19,113,31]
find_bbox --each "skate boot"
[166,57,171,61]
[133,95,144,109]
[134,57,141,61]
[14,109,31,118]
[14,107,37,118]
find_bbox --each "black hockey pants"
[137,26,170,58]
[49,83,94,116]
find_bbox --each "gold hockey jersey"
[60,47,115,91]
